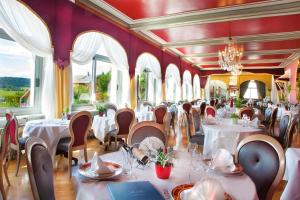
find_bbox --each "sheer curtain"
[183,70,192,101]
[271,76,278,104]
[205,76,211,101]
[193,75,200,99]
[0,0,55,119]
[166,64,181,102]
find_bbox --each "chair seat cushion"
[56,137,71,153]
[190,135,204,145]
[18,137,28,150]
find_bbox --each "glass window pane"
[0,38,35,108]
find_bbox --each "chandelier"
[218,37,243,75]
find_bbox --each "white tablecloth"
[281,148,300,200]
[202,118,265,156]
[23,119,70,162]
[92,115,116,142]
[74,151,258,200]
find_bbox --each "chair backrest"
[285,117,297,149]
[5,112,12,121]
[239,107,254,120]
[270,107,278,127]
[6,115,19,146]
[153,105,167,124]
[169,104,178,128]
[25,137,55,200]
[128,121,167,145]
[191,108,201,133]
[210,99,215,106]
[105,103,117,115]
[205,106,216,117]
[264,107,273,124]
[182,102,192,114]
[277,114,291,146]
[236,135,285,200]
[115,108,135,136]
[69,111,92,148]
[200,102,206,116]
[1,120,10,162]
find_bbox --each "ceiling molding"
[163,31,300,48]
[183,49,299,58]
[130,0,300,30]
[196,59,283,66]
[279,49,300,67]
[199,66,285,70]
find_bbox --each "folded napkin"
[90,152,114,175]
[211,149,234,171]
[184,178,225,200]
[139,137,165,153]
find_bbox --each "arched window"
[193,75,201,99]
[244,80,259,99]
[71,32,130,108]
[183,70,193,101]
[135,53,161,106]
[165,64,181,102]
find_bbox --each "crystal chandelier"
[218,37,243,75]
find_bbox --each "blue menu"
[107,181,165,200]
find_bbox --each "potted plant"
[96,104,106,117]
[230,113,239,124]
[154,149,173,179]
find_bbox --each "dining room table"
[202,118,265,156]
[73,150,258,200]
[281,147,300,200]
[22,119,70,162]
[92,115,116,142]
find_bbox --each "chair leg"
[15,149,21,176]
[84,148,88,163]
[0,168,6,200]
[114,137,117,150]
[68,151,72,179]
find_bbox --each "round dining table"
[202,118,265,156]
[23,119,70,162]
[92,115,116,142]
[74,151,258,200]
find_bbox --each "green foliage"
[0,88,27,108]
[155,149,173,168]
[96,71,111,102]
[96,104,106,113]
[139,71,147,101]
[73,84,90,104]
[230,113,239,119]
[63,107,70,113]
[234,98,242,108]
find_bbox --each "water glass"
[121,149,134,176]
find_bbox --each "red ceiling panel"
[152,14,300,42]
[178,40,300,55]
[200,63,280,68]
[103,0,265,20]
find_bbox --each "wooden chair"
[182,102,192,114]
[107,108,135,150]
[56,111,92,178]
[153,105,168,125]
[273,114,291,148]
[26,137,55,200]
[6,115,27,176]
[269,107,278,136]
[285,117,298,149]
[0,120,11,200]
[186,109,204,149]
[199,102,206,117]
[128,121,167,146]
[239,107,255,120]
[205,106,216,117]
[236,135,285,200]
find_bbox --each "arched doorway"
[165,64,181,103]
[183,70,193,101]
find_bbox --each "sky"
[0,38,34,79]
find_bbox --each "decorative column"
[129,73,136,109]
[286,60,298,104]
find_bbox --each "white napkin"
[184,178,225,200]
[90,152,114,174]
[139,137,165,153]
[211,148,234,171]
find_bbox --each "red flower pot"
[155,163,172,179]
[98,112,104,117]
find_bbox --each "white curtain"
[166,64,181,102]
[193,75,200,99]
[183,70,192,101]
[205,76,211,101]
[271,75,278,104]
[71,32,130,108]
[0,0,55,119]
[136,53,162,105]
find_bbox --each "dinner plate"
[78,161,123,180]
[179,188,233,200]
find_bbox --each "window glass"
[0,37,35,109]
[244,80,258,99]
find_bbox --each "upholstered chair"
[236,135,285,200]
[153,105,167,125]
[128,121,167,145]
[182,102,192,114]
[210,99,215,107]
[56,111,92,178]
[273,114,290,148]
[269,107,278,136]
[104,103,117,116]
[185,109,205,148]
[169,104,178,133]
[200,102,206,117]
[0,120,11,200]
[107,108,135,150]
[239,107,255,120]
[285,117,297,149]
[205,106,216,117]
[263,107,273,125]
[191,108,202,135]
[6,115,27,176]
[26,137,55,200]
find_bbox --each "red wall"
[22,0,200,81]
